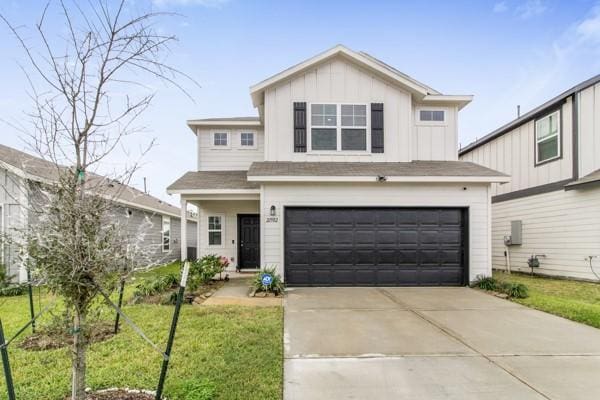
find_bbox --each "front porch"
[167,170,262,270]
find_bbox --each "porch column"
[180,197,187,262]
[196,203,201,261]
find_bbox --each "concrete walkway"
[284,287,600,400]
[202,277,282,307]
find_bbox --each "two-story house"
[460,75,600,280]
[168,45,508,286]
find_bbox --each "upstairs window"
[213,132,229,147]
[310,103,368,152]
[419,110,445,122]
[162,216,171,252]
[535,110,560,164]
[208,215,222,246]
[240,132,255,147]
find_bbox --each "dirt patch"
[19,322,114,351]
[189,280,225,304]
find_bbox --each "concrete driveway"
[284,287,600,400]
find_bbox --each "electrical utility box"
[510,220,522,245]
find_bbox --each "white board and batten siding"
[492,189,600,280]
[195,200,260,270]
[460,97,574,197]
[261,182,491,282]
[263,56,458,162]
[196,128,265,171]
[578,81,600,177]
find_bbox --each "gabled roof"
[0,143,185,219]
[460,73,600,156]
[249,45,472,109]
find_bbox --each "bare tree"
[1,1,196,398]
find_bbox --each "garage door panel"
[377,249,397,265]
[398,231,418,245]
[375,230,397,245]
[285,208,466,286]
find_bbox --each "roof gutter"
[247,175,510,183]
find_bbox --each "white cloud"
[515,0,547,19]
[575,4,600,43]
[462,2,600,146]
[493,2,508,13]
[152,0,230,7]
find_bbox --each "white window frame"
[415,107,447,126]
[535,110,561,165]
[239,130,257,149]
[211,131,231,148]
[161,216,171,253]
[207,214,224,248]
[308,102,370,154]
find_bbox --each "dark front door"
[238,214,260,269]
[285,207,467,287]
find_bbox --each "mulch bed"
[19,322,115,351]
[133,280,225,305]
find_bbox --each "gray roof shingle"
[167,171,260,191]
[247,161,508,178]
[565,169,600,190]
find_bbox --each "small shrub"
[472,275,497,291]
[252,266,285,295]
[190,255,228,286]
[499,282,529,299]
[0,267,27,296]
[172,379,216,400]
[133,273,179,297]
[0,284,27,297]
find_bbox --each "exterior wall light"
[270,205,277,216]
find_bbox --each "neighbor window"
[208,216,222,246]
[240,132,255,147]
[419,110,445,122]
[162,216,170,252]
[310,103,367,152]
[535,111,560,164]
[213,132,228,146]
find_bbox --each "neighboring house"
[168,45,508,286]
[0,144,196,283]
[460,75,600,280]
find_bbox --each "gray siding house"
[460,75,600,280]
[0,144,196,282]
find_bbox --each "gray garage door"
[284,207,467,286]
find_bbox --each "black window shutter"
[293,102,307,152]
[371,103,384,153]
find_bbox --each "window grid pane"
[311,104,337,126]
[341,129,367,150]
[241,132,254,146]
[341,104,367,127]
[209,232,222,246]
[214,133,228,146]
[311,128,337,150]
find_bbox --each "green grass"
[0,263,283,400]
[494,270,600,329]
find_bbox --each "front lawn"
[493,270,600,329]
[0,263,283,400]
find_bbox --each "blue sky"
[1,0,600,206]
